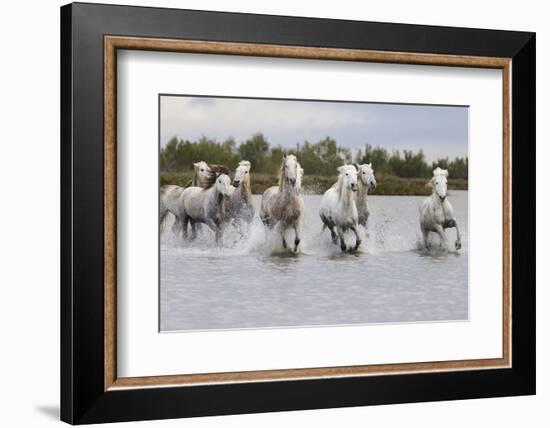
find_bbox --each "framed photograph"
[61,2,535,424]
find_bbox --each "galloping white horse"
[226,160,254,226]
[420,167,462,250]
[260,155,304,253]
[319,164,361,252]
[160,162,230,236]
[354,163,377,227]
[178,173,232,244]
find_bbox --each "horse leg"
[350,226,361,251]
[422,229,430,249]
[337,226,347,252]
[293,224,302,253]
[452,218,462,250]
[171,215,182,236]
[181,215,189,240]
[215,221,225,246]
[434,224,449,250]
[159,209,168,235]
[329,225,338,244]
[189,219,197,240]
[321,215,338,244]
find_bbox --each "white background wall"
[0,0,545,426]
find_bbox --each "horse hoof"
[282,239,287,249]
[355,240,362,250]
[455,241,462,250]
[340,243,347,252]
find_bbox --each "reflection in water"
[160,192,468,331]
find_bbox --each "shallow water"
[160,191,468,331]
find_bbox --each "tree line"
[160,133,468,180]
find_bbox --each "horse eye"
[245,171,248,174]
[200,169,204,172]
[346,173,349,176]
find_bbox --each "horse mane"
[296,166,304,189]
[237,161,252,196]
[200,163,230,188]
[277,160,286,189]
[432,167,448,179]
[335,165,356,201]
[335,174,344,200]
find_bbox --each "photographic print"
[159,95,469,332]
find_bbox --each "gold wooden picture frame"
[104,36,512,391]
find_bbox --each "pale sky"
[160,95,468,162]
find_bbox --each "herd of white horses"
[160,156,462,253]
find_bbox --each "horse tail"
[160,199,168,235]
[159,185,174,234]
[160,211,168,235]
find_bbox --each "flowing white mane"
[432,167,449,179]
[335,165,357,199]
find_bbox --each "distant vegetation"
[160,133,468,195]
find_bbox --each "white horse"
[160,162,230,236]
[420,167,462,250]
[179,173,232,244]
[260,155,304,253]
[226,160,254,226]
[354,163,377,227]
[319,164,361,252]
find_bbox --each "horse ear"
[353,163,359,170]
[367,163,372,168]
[337,166,345,173]
[442,169,449,177]
[193,162,199,168]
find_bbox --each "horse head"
[281,154,300,188]
[233,160,251,188]
[214,173,232,198]
[192,161,211,186]
[337,164,358,192]
[432,167,449,201]
[356,163,377,189]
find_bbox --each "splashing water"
[160,192,468,331]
